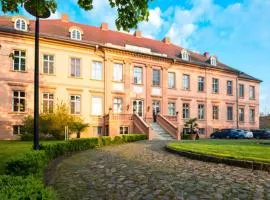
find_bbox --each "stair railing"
[156,114,180,140]
[133,112,153,140]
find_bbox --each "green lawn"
[168,140,270,163]
[0,140,63,174]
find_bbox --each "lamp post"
[24,0,50,150]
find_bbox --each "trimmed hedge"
[0,175,56,200]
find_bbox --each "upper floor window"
[212,78,219,93]
[249,86,255,100]
[181,49,189,61]
[249,108,255,122]
[183,74,190,90]
[210,56,217,66]
[113,98,123,113]
[70,95,81,114]
[168,102,176,116]
[239,108,245,122]
[13,50,26,71]
[92,96,102,116]
[134,66,142,84]
[43,93,54,113]
[113,63,123,82]
[168,72,175,89]
[212,105,219,120]
[239,84,244,98]
[182,103,190,119]
[198,76,205,92]
[43,54,54,74]
[70,58,81,77]
[227,80,233,95]
[152,69,160,86]
[92,61,102,80]
[15,18,27,31]
[71,29,82,40]
[227,106,233,121]
[198,104,205,120]
[13,91,25,112]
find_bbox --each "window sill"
[198,119,206,121]
[41,73,56,76]
[226,120,234,122]
[181,89,191,91]
[152,85,161,88]
[197,91,206,93]
[8,112,27,115]
[249,98,256,100]
[10,70,28,73]
[90,78,103,82]
[212,92,219,94]
[112,80,124,83]
[227,94,234,96]
[68,76,83,79]
[168,87,177,90]
[133,83,143,86]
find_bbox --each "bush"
[0,175,56,200]
[5,151,48,176]
[182,134,190,140]
[113,136,124,145]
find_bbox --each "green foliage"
[0,175,56,200]
[182,134,190,140]
[0,0,152,31]
[69,118,89,138]
[184,118,199,134]
[5,151,48,176]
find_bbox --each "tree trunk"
[77,131,80,139]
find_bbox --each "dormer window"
[71,29,82,40]
[210,56,217,66]
[15,18,27,31]
[181,49,189,61]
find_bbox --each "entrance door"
[133,100,144,117]
[152,100,160,122]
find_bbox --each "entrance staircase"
[151,122,175,140]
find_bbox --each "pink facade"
[0,15,260,139]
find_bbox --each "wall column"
[104,58,113,115]
[145,64,152,122]
[162,67,168,116]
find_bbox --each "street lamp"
[24,0,51,150]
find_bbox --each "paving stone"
[50,140,270,200]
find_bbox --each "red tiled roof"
[0,15,261,82]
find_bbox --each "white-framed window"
[71,29,82,40]
[92,96,102,115]
[120,126,129,134]
[227,106,233,121]
[239,84,244,98]
[42,93,54,113]
[93,126,103,136]
[239,108,244,122]
[213,105,219,120]
[13,125,25,135]
[113,98,123,113]
[43,54,54,74]
[227,80,233,95]
[249,86,255,100]
[12,91,26,112]
[249,108,255,122]
[198,104,205,120]
[198,76,205,92]
[13,50,26,71]
[168,72,175,89]
[168,102,176,116]
[210,56,217,66]
[70,95,81,114]
[181,49,189,61]
[134,66,143,84]
[70,58,81,77]
[152,69,160,86]
[198,128,205,135]
[183,74,190,90]
[113,63,123,81]
[212,78,219,93]
[182,103,189,119]
[92,61,102,80]
[14,18,27,31]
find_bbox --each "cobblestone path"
[49,141,270,200]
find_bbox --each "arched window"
[210,56,217,66]
[71,29,82,40]
[181,49,189,61]
[15,18,27,31]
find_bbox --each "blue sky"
[2,0,270,114]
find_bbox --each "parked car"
[210,129,244,139]
[251,129,270,139]
[235,129,253,139]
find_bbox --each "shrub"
[101,136,112,146]
[113,136,124,145]
[5,151,48,176]
[0,175,56,200]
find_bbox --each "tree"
[0,0,153,31]
[70,118,89,139]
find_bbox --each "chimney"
[203,52,210,58]
[162,37,171,44]
[100,22,109,31]
[61,13,69,22]
[134,30,142,38]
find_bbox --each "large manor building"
[0,14,261,140]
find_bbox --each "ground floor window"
[198,128,205,135]
[93,126,102,136]
[183,128,190,134]
[120,126,128,134]
[168,102,176,116]
[13,125,24,135]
